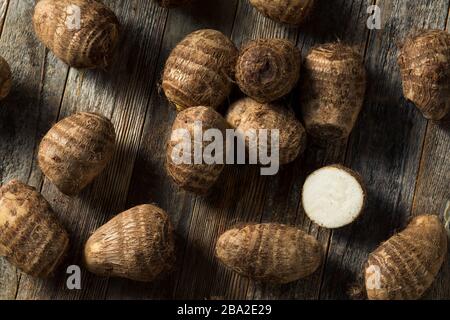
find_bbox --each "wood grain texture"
[320,0,450,300]
[0,0,449,300]
[13,0,170,299]
[411,9,450,299]
[0,0,69,299]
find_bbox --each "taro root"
[236,38,301,103]
[216,223,322,284]
[166,106,228,194]
[33,0,120,69]
[398,29,450,120]
[300,43,366,143]
[302,165,366,229]
[84,204,176,282]
[0,56,11,100]
[38,112,116,195]
[0,180,69,277]
[162,29,238,111]
[249,0,315,25]
[226,97,306,164]
[365,215,447,300]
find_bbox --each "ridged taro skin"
[216,223,323,284]
[166,106,228,194]
[249,0,315,25]
[162,29,238,111]
[156,0,191,8]
[365,215,448,300]
[0,180,69,278]
[0,55,12,100]
[84,204,176,282]
[236,39,301,103]
[33,0,120,69]
[226,97,307,164]
[300,43,366,143]
[398,29,450,120]
[38,112,116,195]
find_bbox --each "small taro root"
[302,165,366,229]
[38,112,116,195]
[249,0,315,25]
[216,223,322,284]
[156,0,191,7]
[236,39,301,103]
[398,29,450,120]
[365,215,447,300]
[226,97,306,164]
[84,204,176,282]
[300,43,366,143]
[0,180,69,277]
[0,56,11,100]
[162,29,238,111]
[166,106,228,194]
[33,0,120,69]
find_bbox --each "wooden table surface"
[0,0,449,300]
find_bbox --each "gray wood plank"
[412,9,450,298]
[0,0,69,300]
[104,0,240,300]
[249,0,375,300]
[14,0,169,299]
[320,0,450,300]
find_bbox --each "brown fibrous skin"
[166,106,228,194]
[0,180,69,278]
[236,39,301,103]
[215,223,323,284]
[84,204,176,282]
[162,29,238,111]
[0,56,12,100]
[365,215,448,300]
[226,97,307,164]
[300,43,366,143]
[33,0,120,69]
[398,29,450,120]
[249,0,315,25]
[156,0,191,8]
[38,112,116,196]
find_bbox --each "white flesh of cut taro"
[302,165,365,229]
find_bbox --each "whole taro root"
[300,43,366,143]
[365,215,447,300]
[398,29,450,120]
[162,29,238,111]
[226,97,307,164]
[236,38,301,103]
[249,0,315,25]
[38,112,116,195]
[33,0,120,69]
[0,180,69,277]
[0,56,11,100]
[166,106,228,194]
[84,204,176,282]
[216,223,323,284]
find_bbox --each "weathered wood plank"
[0,0,69,300]
[249,0,375,300]
[411,8,450,299]
[104,0,240,300]
[172,1,300,300]
[320,0,450,300]
[14,0,169,299]
[173,0,375,300]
